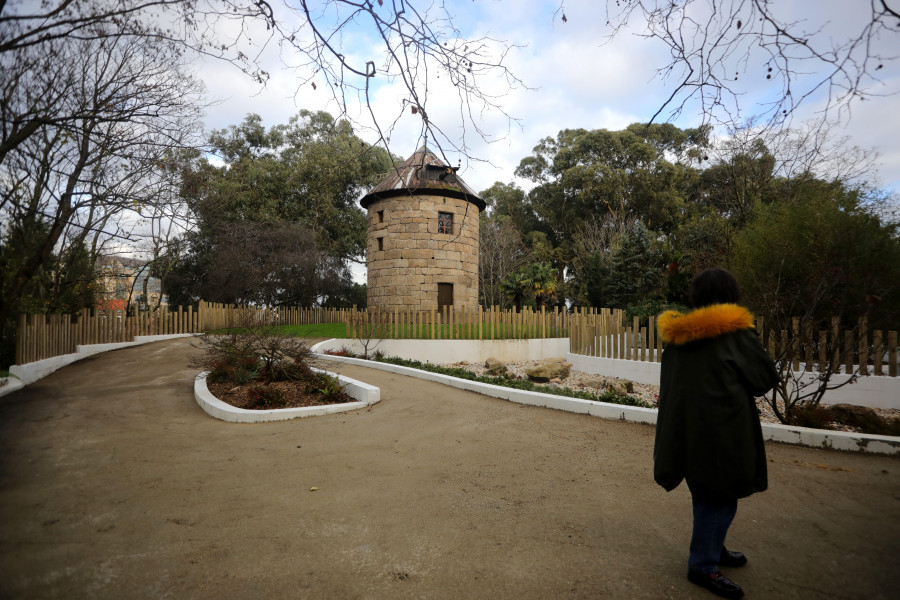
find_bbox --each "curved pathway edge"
[194,367,380,423]
[311,340,900,455]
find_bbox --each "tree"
[731,178,900,333]
[164,221,346,307]
[478,181,534,309]
[730,178,900,422]
[165,111,389,306]
[500,262,558,311]
[514,123,707,301]
[595,0,900,131]
[582,220,665,310]
[479,214,530,309]
[194,111,394,263]
[0,20,204,353]
[2,0,522,159]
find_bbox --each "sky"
[196,0,900,197]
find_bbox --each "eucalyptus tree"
[513,123,707,297]
[164,111,393,306]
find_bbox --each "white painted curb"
[311,340,900,456]
[194,368,380,423]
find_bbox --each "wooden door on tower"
[438,283,454,312]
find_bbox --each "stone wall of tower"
[366,194,480,311]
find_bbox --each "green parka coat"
[653,303,778,502]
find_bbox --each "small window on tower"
[438,211,453,234]
[377,237,384,251]
[377,210,384,223]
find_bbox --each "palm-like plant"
[501,262,558,310]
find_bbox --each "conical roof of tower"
[360,146,486,211]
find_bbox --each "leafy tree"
[500,262,558,310]
[164,221,347,307]
[730,178,900,423]
[480,181,538,235]
[731,178,900,333]
[192,111,393,263]
[696,136,776,225]
[513,123,708,302]
[165,112,390,306]
[0,223,100,367]
[583,221,665,309]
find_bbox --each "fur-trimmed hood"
[657,304,755,345]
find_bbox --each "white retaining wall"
[320,337,571,364]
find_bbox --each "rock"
[604,379,635,397]
[484,357,508,376]
[525,358,572,383]
[582,376,609,389]
[607,382,631,397]
[550,377,562,384]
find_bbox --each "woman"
[654,269,778,600]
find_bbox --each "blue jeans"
[689,496,738,574]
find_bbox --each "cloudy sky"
[197,0,900,196]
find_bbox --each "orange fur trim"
[657,304,755,344]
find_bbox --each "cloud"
[198,0,900,196]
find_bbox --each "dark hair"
[689,269,741,308]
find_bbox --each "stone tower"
[360,146,485,312]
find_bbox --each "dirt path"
[0,337,898,599]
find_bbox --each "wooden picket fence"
[12,302,899,377]
[196,301,350,331]
[756,315,898,377]
[568,310,898,377]
[568,308,662,361]
[15,306,200,365]
[12,301,350,365]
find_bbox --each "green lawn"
[207,322,348,338]
[207,321,562,340]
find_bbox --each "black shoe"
[687,570,744,599]
[719,547,748,568]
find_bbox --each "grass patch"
[352,322,564,340]
[361,354,652,409]
[207,321,561,340]
[208,322,348,338]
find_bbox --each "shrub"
[245,384,287,409]
[323,347,355,357]
[191,319,317,385]
[311,372,344,401]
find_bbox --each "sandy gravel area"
[1,337,898,599]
